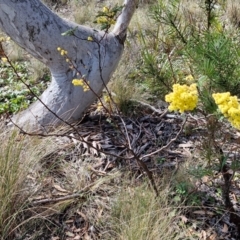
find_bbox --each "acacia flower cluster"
[95,6,116,27]
[185,74,194,83]
[57,47,68,56]
[72,79,90,92]
[96,16,116,25]
[212,92,240,129]
[57,47,70,62]
[0,56,7,63]
[165,84,198,113]
[96,95,112,111]
[87,36,93,41]
[0,36,10,42]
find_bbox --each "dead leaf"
[100,144,113,149]
[77,210,87,221]
[73,236,81,240]
[98,208,103,219]
[206,232,217,240]
[52,191,68,196]
[180,215,188,223]
[201,176,209,183]
[200,230,207,240]
[126,124,133,130]
[90,141,100,156]
[65,231,75,237]
[178,142,193,148]
[32,195,45,200]
[222,223,228,233]
[65,219,74,224]
[51,237,60,240]
[53,184,69,193]
[193,210,214,216]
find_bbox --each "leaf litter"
[16,103,240,239]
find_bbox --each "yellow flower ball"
[212,92,240,129]
[72,79,84,86]
[1,57,7,62]
[165,84,198,113]
[185,74,194,82]
[103,6,109,13]
[87,36,93,41]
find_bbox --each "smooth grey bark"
[0,0,137,131]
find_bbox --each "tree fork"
[0,0,138,131]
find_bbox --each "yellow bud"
[185,74,194,82]
[96,16,108,24]
[72,79,84,86]
[103,6,109,13]
[110,19,116,25]
[1,57,7,62]
[87,36,93,41]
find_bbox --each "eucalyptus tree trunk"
[0,0,137,131]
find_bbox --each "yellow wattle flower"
[72,79,84,86]
[212,92,240,129]
[165,83,198,113]
[185,74,194,82]
[103,6,109,13]
[96,16,108,24]
[1,57,7,62]
[87,36,93,41]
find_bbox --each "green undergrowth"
[0,60,50,114]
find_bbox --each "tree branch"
[112,0,138,43]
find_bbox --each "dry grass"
[110,180,183,240]
[69,0,97,25]
[0,126,74,239]
[0,130,27,239]
[29,58,49,82]
[226,0,240,28]
[0,123,193,239]
[0,127,46,239]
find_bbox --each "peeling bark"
[0,0,138,131]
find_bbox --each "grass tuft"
[0,128,34,239]
[110,180,182,240]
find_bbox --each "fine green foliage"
[133,0,240,110]
[0,60,50,114]
[185,32,240,112]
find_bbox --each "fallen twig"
[31,183,95,206]
[134,100,168,117]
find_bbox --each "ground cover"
[1,0,240,239]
